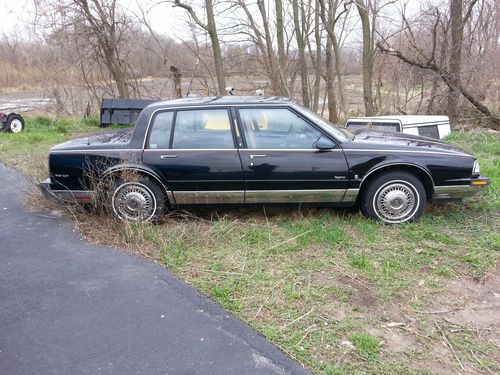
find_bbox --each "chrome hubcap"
[112,183,156,222]
[10,119,22,133]
[375,182,418,223]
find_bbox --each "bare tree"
[292,0,310,107]
[174,0,226,95]
[355,0,375,115]
[377,0,499,127]
[275,0,289,96]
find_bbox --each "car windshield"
[294,104,354,142]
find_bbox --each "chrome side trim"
[50,148,140,154]
[41,186,96,202]
[173,189,352,204]
[342,188,360,202]
[173,190,244,204]
[359,163,434,190]
[433,185,485,199]
[245,189,346,203]
[343,149,471,157]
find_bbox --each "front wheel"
[361,171,426,224]
[6,114,24,133]
[109,178,165,222]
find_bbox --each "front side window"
[147,111,174,149]
[238,108,322,149]
[172,109,234,149]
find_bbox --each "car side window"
[172,109,234,149]
[238,108,322,149]
[147,111,174,149]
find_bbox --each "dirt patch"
[426,265,500,346]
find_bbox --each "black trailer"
[99,99,158,127]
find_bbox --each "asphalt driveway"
[0,163,309,375]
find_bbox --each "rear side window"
[172,109,234,149]
[147,111,174,149]
[417,125,439,139]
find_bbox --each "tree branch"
[174,0,209,32]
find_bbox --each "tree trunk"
[447,0,463,128]
[312,0,321,112]
[355,0,375,115]
[205,0,226,95]
[292,0,310,107]
[170,66,183,98]
[332,34,347,117]
[325,37,338,123]
[275,0,288,96]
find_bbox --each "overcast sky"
[0,0,186,37]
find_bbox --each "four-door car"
[40,96,490,224]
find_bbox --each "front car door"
[235,106,350,203]
[142,107,244,204]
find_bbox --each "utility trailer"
[0,112,25,133]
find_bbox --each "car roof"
[347,115,450,125]
[146,96,294,109]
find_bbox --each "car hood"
[346,128,469,155]
[51,128,133,151]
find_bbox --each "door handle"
[160,155,178,159]
[249,154,267,159]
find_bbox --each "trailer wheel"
[6,114,25,133]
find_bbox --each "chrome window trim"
[51,147,469,157]
[142,104,296,149]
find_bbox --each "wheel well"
[101,168,171,204]
[358,165,434,201]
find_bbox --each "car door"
[142,107,244,204]
[235,107,350,203]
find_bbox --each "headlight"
[472,160,480,176]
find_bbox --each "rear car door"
[236,107,350,203]
[142,107,244,204]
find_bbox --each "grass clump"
[350,332,381,361]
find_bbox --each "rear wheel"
[361,171,426,224]
[109,178,165,222]
[6,114,24,133]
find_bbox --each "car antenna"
[225,87,235,96]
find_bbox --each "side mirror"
[314,137,336,150]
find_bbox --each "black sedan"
[40,96,490,224]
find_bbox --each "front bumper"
[433,177,490,200]
[40,178,95,202]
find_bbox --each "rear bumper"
[40,178,95,202]
[433,177,490,200]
